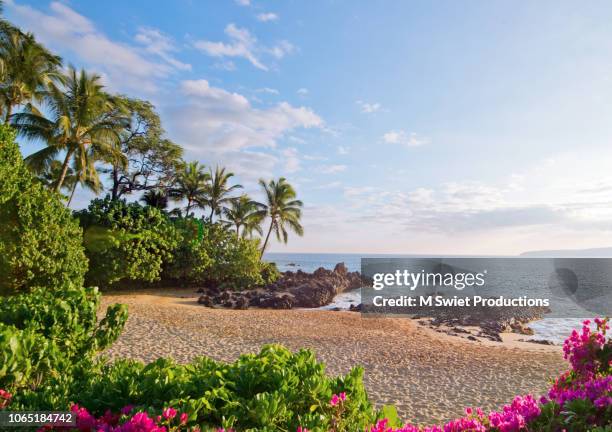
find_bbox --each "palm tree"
[199,165,242,222]
[34,156,102,206]
[0,28,62,122]
[141,189,168,210]
[66,145,104,206]
[12,66,127,193]
[257,177,304,258]
[171,161,209,217]
[222,194,265,238]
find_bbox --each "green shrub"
[76,197,181,288]
[260,261,281,285]
[0,284,127,391]
[0,125,87,294]
[165,222,271,290]
[13,345,378,431]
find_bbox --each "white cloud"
[194,23,293,71]
[319,164,347,174]
[5,1,187,93]
[356,100,382,113]
[282,147,301,173]
[257,12,279,22]
[256,87,279,95]
[266,40,294,59]
[297,88,308,95]
[134,27,191,71]
[337,145,349,155]
[382,130,429,147]
[235,0,251,6]
[165,79,323,180]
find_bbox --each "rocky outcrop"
[196,262,362,310]
[267,263,362,308]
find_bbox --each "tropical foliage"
[0,25,62,122]
[106,97,183,200]
[258,177,304,257]
[13,66,127,193]
[76,197,181,288]
[164,221,268,290]
[222,194,265,238]
[0,124,86,294]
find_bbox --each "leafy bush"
[0,284,127,391]
[165,222,275,290]
[0,124,87,294]
[11,345,378,431]
[260,261,281,285]
[76,197,181,288]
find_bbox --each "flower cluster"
[330,392,346,407]
[562,318,609,375]
[0,389,11,409]
[365,395,541,432]
[42,404,192,432]
[358,318,610,432]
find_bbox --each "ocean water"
[263,252,596,344]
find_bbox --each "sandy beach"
[100,289,567,426]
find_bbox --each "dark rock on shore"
[195,262,362,311]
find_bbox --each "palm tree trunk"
[260,220,274,259]
[67,181,78,207]
[236,223,240,238]
[4,102,12,124]
[209,207,214,223]
[111,165,119,200]
[55,149,73,193]
[186,199,192,217]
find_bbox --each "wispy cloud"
[256,87,279,95]
[135,27,191,71]
[256,12,279,22]
[356,100,382,113]
[194,23,293,71]
[297,87,308,95]
[382,130,429,147]
[319,164,347,174]
[235,0,250,6]
[337,145,349,155]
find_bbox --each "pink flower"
[297,427,310,432]
[180,412,188,424]
[0,389,11,409]
[162,407,176,420]
[121,405,135,415]
[330,392,347,406]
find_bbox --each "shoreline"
[100,288,565,425]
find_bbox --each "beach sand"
[100,289,566,426]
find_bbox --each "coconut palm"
[35,156,102,206]
[12,66,127,193]
[141,189,169,210]
[199,165,242,222]
[0,28,62,122]
[66,145,104,206]
[257,177,304,258]
[222,194,265,238]
[171,161,209,217]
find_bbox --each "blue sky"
[7,0,612,254]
